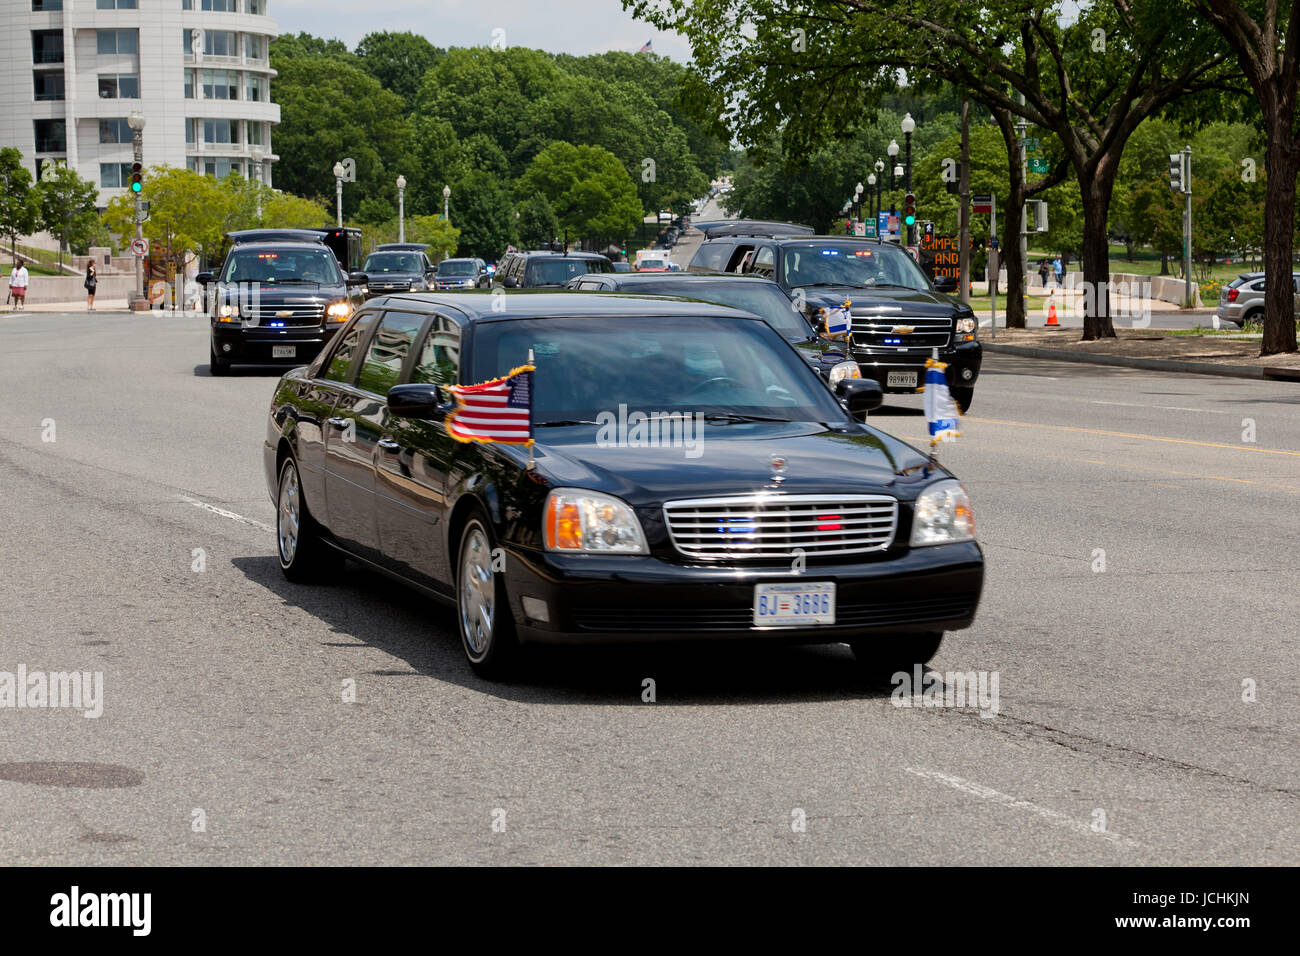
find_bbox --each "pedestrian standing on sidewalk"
[10,260,29,311]
[1059,256,1069,288]
[1052,257,1063,287]
[1038,259,1050,287]
[84,261,98,311]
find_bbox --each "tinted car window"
[470,315,846,424]
[526,258,601,286]
[627,280,810,342]
[323,311,377,383]
[782,242,930,291]
[363,252,422,273]
[438,260,478,276]
[357,311,427,395]
[690,242,733,272]
[751,246,776,279]
[410,316,461,387]
[221,248,341,284]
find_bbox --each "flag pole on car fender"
[526,348,536,472]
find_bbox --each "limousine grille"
[571,594,977,632]
[663,494,898,560]
[851,313,951,349]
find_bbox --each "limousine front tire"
[276,457,338,583]
[457,512,521,679]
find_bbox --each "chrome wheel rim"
[278,464,300,566]
[459,526,495,658]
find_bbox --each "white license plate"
[753,582,836,627]
[272,345,296,358]
[887,371,918,388]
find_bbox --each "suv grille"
[663,494,898,560]
[245,303,325,327]
[851,313,951,349]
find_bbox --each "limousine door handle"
[377,438,401,453]
[327,417,349,428]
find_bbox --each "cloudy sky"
[273,0,691,60]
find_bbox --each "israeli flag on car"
[924,357,961,445]
[820,300,851,339]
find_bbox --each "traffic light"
[1168,152,1185,193]
[130,161,143,193]
[845,219,852,232]
[903,192,916,227]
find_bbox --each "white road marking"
[1091,400,1227,414]
[179,495,274,533]
[906,767,1141,849]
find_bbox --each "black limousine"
[264,293,983,678]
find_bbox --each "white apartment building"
[2,0,281,207]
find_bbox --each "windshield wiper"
[535,419,603,427]
[702,413,797,425]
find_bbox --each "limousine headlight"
[910,480,975,546]
[544,489,648,554]
[326,301,351,321]
[828,361,861,386]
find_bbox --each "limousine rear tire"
[457,513,520,679]
[850,632,944,679]
[276,457,337,583]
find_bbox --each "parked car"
[493,251,613,289]
[361,249,436,296]
[264,293,983,678]
[434,257,491,290]
[1214,271,1300,327]
[689,234,981,410]
[198,242,367,375]
[564,271,862,388]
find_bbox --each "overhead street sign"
[1029,157,1051,173]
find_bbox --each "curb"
[982,342,1299,382]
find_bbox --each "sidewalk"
[3,299,132,313]
[977,326,1300,381]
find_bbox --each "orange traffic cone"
[1045,289,1060,328]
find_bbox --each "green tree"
[355,31,443,108]
[0,148,40,260]
[103,166,231,269]
[449,169,516,260]
[516,142,641,244]
[408,214,459,261]
[36,163,100,267]
[514,195,559,249]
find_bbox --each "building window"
[99,118,133,143]
[246,75,265,102]
[183,0,192,9]
[243,34,265,60]
[32,30,64,64]
[97,0,138,9]
[203,30,236,57]
[203,119,240,144]
[32,1,64,10]
[202,0,238,11]
[98,74,140,99]
[201,69,238,100]
[247,0,265,14]
[34,118,67,153]
[204,158,242,178]
[247,121,264,146]
[33,70,65,101]
[100,162,133,188]
[185,119,195,144]
[96,30,139,55]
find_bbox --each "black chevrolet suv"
[494,250,613,289]
[689,235,981,409]
[198,242,368,375]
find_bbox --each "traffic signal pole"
[1183,146,1193,308]
[132,131,144,309]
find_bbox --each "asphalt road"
[1,311,1296,865]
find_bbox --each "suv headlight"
[910,480,975,546]
[326,301,351,321]
[218,302,237,321]
[956,317,977,333]
[828,361,861,386]
[544,490,648,554]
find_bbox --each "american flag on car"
[446,364,534,446]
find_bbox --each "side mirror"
[346,271,369,286]
[196,272,215,285]
[387,383,451,421]
[835,378,883,415]
[503,275,518,289]
[934,275,958,293]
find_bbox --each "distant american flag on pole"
[446,364,534,446]
[637,40,653,53]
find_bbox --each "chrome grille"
[371,279,411,292]
[851,313,951,348]
[245,304,325,327]
[663,494,898,560]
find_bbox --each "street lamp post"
[887,140,899,190]
[853,181,864,229]
[251,149,265,220]
[901,112,916,245]
[873,160,884,219]
[127,111,147,308]
[332,161,345,227]
[442,184,451,222]
[867,173,877,223]
[396,175,407,243]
